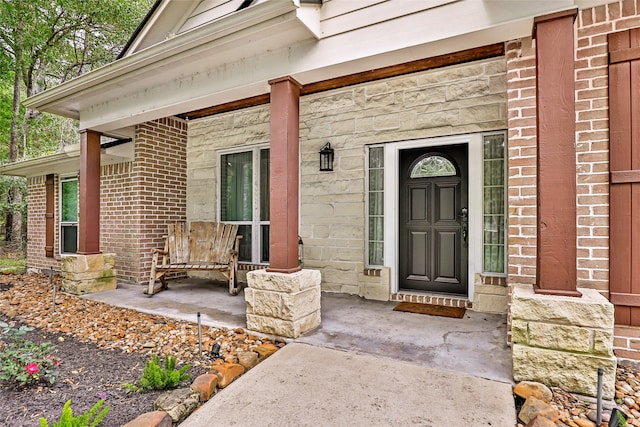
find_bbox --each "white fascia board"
[128,0,204,55]
[0,147,80,178]
[23,0,298,116]
[80,12,310,131]
[125,0,171,55]
[0,142,134,178]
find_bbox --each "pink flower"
[48,355,62,368]
[26,363,39,375]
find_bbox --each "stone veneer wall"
[187,57,508,302]
[512,284,616,398]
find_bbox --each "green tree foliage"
[0,81,12,160]
[0,0,153,156]
[0,0,152,244]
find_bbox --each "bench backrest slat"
[168,222,190,264]
[167,221,238,265]
[189,222,215,263]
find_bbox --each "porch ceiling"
[24,0,584,135]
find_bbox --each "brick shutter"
[45,174,54,258]
[608,28,640,325]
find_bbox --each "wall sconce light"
[319,142,334,171]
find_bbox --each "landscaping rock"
[191,373,218,402]
[154,388,200,423]
[573,418,596,427]
[514,381,553,403]
[524,415,556,427]
[210,362,245,388]
[237,350,259,370]
[0,273,283,427]
[255,343,278,359]
[519,396,559,424]
[587,408,610,423]
[122,411,173,427]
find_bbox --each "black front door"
[399,144,468,295]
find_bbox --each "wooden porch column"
[533,9,581,296]
[267,76,302,273]
[78,129,101,255]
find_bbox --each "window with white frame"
[367,146,384,266]
[60,177,78,254]
[219,146,269,263]
[482,132,506,274]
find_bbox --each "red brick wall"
[575,0,640,360]
[505,0,640,358]
[100,162,137,282]
[506,38,537,291]
[131,117,188,283]
[506,1,640,292]
[25,117,187,284]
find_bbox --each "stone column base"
[511,284,616,398]
[61,253,117,295]
[245,269,321,338]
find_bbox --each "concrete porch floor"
[84,277,512,384]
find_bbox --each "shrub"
[39,399,109,427]
[124,354,190,392]
[0,321,61,386]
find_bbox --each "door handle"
[459,207,468,246]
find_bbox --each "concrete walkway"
[181,343,515,427]
[84,279,516,425]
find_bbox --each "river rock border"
[123,343,279,426]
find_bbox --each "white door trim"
[383,134,483,300]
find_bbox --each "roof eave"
[23,0,298,115]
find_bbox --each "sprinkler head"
[210,343,222,360]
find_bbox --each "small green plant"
[617,409,629,427]
[0,321,61,385]
[0,256,26,273]
[39,399,109,427]
[124,354,190,392]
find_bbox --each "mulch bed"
[0,273,283,426]
[0,315,191,426]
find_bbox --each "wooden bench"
[147,221,242,296]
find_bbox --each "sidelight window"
[482,133,506,274]
[367,146,384,266]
